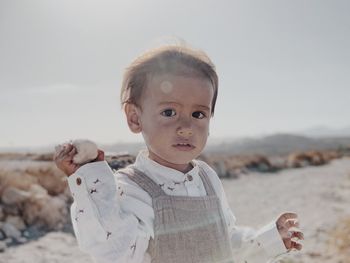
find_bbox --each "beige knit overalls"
[119,166,235,263]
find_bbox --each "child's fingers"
[55,144,74,165]
[58,144,73,158]
[68,146,77,156]
[63,143,73,153]
[57,144,71,157]
[277,212,298,223]
[54,144,66,158]
[53,143,80,176]
[280,228,302,242]
[291,231,304,240]
[96,150,105,161]
[282,230,304,250]
[285,219,299,229]
[290,241,302,251]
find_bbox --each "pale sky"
[1,0,349,148]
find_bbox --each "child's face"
[138,74,213,173]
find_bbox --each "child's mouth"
[173,143,195,151]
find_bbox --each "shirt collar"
[133,149,199,183]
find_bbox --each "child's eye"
[192,111,206,119]
[161,109,176,117]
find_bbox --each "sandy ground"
[223,157,350,262]
[1,157,349,263]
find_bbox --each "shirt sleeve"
[198,161,288,263]
[229,220,288,263]
[68,161,151,263]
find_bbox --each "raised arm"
[54,142,151,263]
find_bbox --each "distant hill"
[204,134,350,156]
[102,134,350,156]
[299,125,350,138]
[1,134,350,157]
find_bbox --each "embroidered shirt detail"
[93,179,100,184]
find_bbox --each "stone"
[71,139,98,164]
[23,193,68,230]
[4,237,13,245]
[0,170,38,195]
[0,205,4,220]
[5,215,26,231]
[16,236,27,244]
[0,229,5,240]
[1,186,30,205]
[25,164,67,195]
[1,222,21,240]
[22,230,30,238]
[29,184,48,197]
[106,154,136,170]
[2,204,20,216]
[0,240,7,252]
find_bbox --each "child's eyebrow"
[158,101,210,111]
[195,105,211,111]
[157,101,180,106]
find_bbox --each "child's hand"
[276,212,304,251]
[53,143,105,177]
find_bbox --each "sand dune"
[0,157,349,263]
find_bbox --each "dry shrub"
[322,150,342,162]
[22,192,69,229]
[0,170,38,195]
[199,154,273,178]
[287,151,325,168]
[328,216,350,262]
[0,160,68,205]
[24,164,67,196]
[31,152,54,161]
[0,152,28,160]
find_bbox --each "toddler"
[54,45,303,263]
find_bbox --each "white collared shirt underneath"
[68,150,287,263]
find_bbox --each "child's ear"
[124,103,142,133]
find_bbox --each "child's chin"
[168,155,197,165]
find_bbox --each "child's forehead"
[159,80,173,94]
[147,73,212,91]
[144,74,213,104]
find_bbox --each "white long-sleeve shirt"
[67,150,287,263]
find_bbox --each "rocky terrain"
[0,150,349,262]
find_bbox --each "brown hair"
[120,45,219,116]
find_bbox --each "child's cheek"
[196,119,210,129]
[160,119,177,130]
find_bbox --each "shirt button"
[76,177,82,185]
[187,175,193,181]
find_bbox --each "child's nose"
[177,128,193,138]
[176,116,194,138]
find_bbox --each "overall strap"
[198,166,217,196]
[118,166,166,198]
